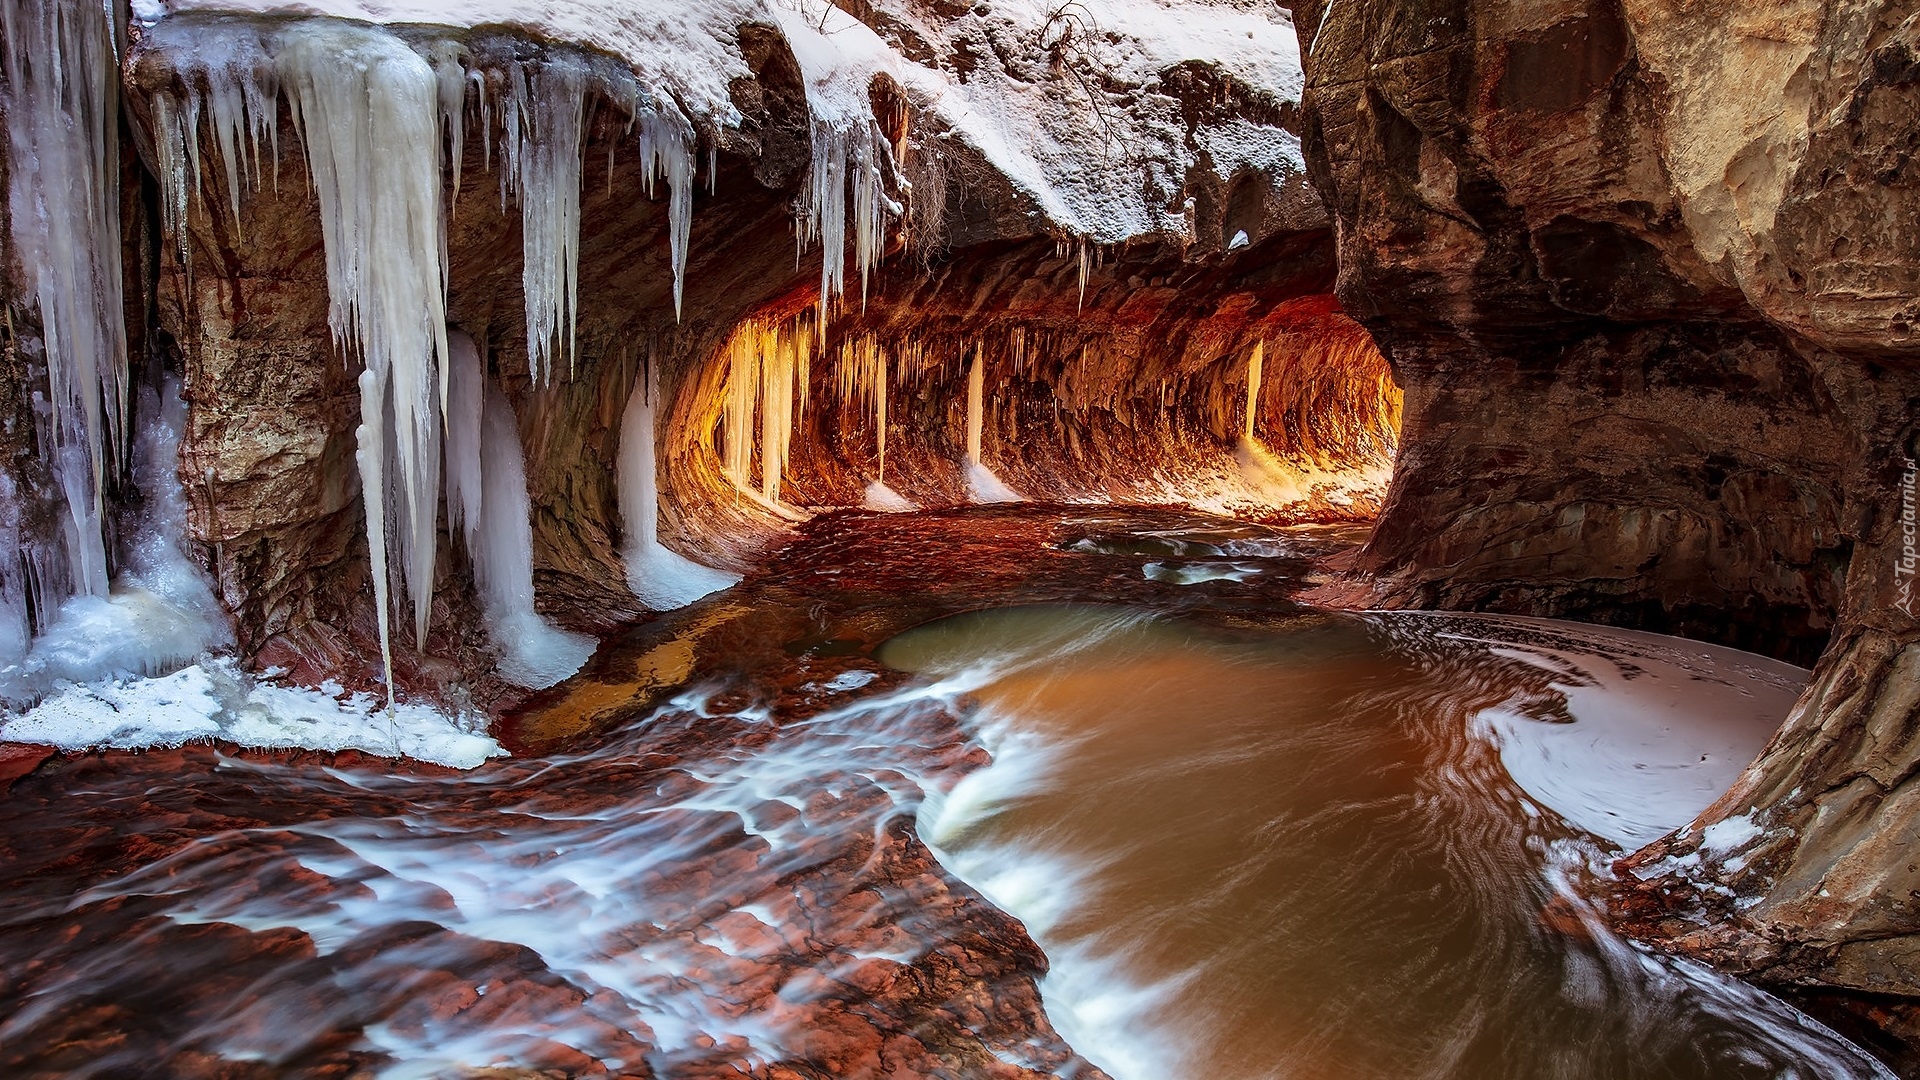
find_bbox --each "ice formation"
[499,57,587,383]
[964,350,1023,503]
[618,361,741,609]
[0,0,130,623]
[839,335,892,482]
[0,378,232,708]
[1244,340,1264,442]
[0,658,503,769]
[444,332,596,689]
[282,23,452,702]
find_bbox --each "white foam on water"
[919,705,1189,1080]
[1140,561,1261,585]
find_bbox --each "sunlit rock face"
[1292,0,1920,1064]
[667,244,1399,545]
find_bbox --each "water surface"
[884,605,1885,1080]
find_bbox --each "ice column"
[279,23,450,697]
[636,103,697,320]
[1245,339,1264,442]
[1,0,129,604]
[444,332,593,689]
[965,348,985,466]
[618,359,739,609]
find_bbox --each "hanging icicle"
[279,22,451,699]
[798,120,897,325]
[1245,339,1264,442]
[1,0,130,606]
[636,100,697,320]
[500,56,587,385]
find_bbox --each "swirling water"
[886,605,1893,1080]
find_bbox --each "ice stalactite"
[635,104,697,320]
[279,22,451,700]
[800,122,897,322]
[443,332,594,689]
[759,331,801,505]
[723,328,761,492]
[963,347,1021,503]
[500,57,587,385]
[1,0,129,608]
[837,334,891,482]
[1244,339,1264,442]
[719,318,812,506]
[965,347,985,467]
[618,357,739,610]
[836,333,915,510]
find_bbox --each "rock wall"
[83,2,1363,711]
[1290,0,1920,1060]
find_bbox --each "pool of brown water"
[884,604,1891,1080]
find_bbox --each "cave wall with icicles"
[0,0,1341,708]
[668,245,1399,539]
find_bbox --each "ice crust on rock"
[135,0,1309,257]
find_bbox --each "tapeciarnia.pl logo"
[1899,457,1918,617]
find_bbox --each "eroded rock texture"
[1291,0,1920,1061]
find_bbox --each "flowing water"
[885,605,1892,1080]
[0,510,1897,1079]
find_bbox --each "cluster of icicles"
[0,2,899,698]
[715,313,1026,514]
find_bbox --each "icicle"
[501,57,587,385]
[146,22,279,265]
[636,100,696,320]
[1,0,129,604]
[962,344,1021,503]
[429,42,469,216]
[1076,239,1091,311]
[1245,339,1264,442]
[618,356,739,609]
[798,120,895,326]
[965,345,985,466]
[279,22,450,698]
[875,347,889,482]
[443,330,593,688]
[722,329,759,490]
[759,327,795,504]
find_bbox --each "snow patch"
[1,658,503,769]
